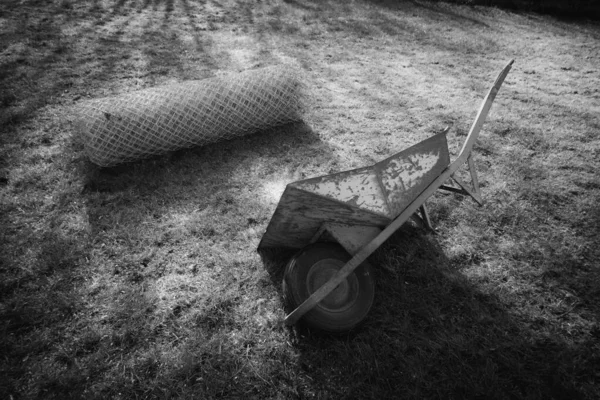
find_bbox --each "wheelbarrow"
[257,60,514,333]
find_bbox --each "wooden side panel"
[322,223,382,256]
[376,132,450,217]
[258,186,391,250]
[290,167,390,217]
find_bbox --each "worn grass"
[1,0,599,399]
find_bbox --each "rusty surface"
[376,133,450,217]
[293,167,389,217]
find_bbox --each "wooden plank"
[456,60,514,162]
[320,223,382,255]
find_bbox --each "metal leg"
[419,204,435,232]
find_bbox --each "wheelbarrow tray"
[258,132,450,250]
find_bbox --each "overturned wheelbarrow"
[258,60,514,333]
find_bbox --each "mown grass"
[1,0,599,399]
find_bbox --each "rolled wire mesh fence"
[74,65,305,167]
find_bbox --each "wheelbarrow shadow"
[257,222,439,338]
[261,224,591,399]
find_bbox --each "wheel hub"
[306,258,359,313]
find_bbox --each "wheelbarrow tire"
[283,242,375,333]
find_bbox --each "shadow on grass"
[0,0,217,131]
[510,173,600,324]
[441,0,600,21]
[486,97,600,325]
[0,120,333,398]
[0,228,90,397]
[65,121,336,398]
[261,225,595,399]
[277,0,498,55]
[368,0,492,27]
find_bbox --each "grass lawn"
[1,0,599,398]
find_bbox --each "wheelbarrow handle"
[284,59,515,327]
[456,59,514,165]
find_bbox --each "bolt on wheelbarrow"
[257,60,514,333]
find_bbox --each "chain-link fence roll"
[74,65,306,167]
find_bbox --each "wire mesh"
[74,65,305,167]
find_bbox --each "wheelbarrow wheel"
[282,242,375,333]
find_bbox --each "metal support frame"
[411,204,435,231]
[439,153,483,205]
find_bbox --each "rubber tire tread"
[283,242,375,333]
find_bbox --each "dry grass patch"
[1,0,599,399]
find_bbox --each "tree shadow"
[369,0,492,27]
[261,224,595,399]
[509,166,600,325]
[276,0,497,55]
[0,220,91,397]
[2,0,598,397]
[482,96,600,325]
[0,0,218,134]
